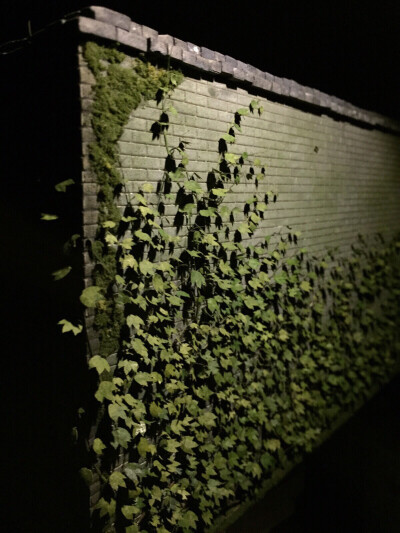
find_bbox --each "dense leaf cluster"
[69,43,400,532]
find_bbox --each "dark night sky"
[2,1,400,119]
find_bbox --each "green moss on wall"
[83,41,183,355]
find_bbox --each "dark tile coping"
[75,6,400,134]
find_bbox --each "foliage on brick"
[65,42,400,532]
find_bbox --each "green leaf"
[221,133,235,143]
[41,213,58,221]
[79,467,92,486]
[181,436,198,454]
[260,452,274,470]
[138,437,156,457]
[265,438,281,451]
[207,298,219,313]
[225,152,238,164]
[199,208,216,217]
[102,220,116,228]
[184,180,203,194]
[108,403,127,422]
[80,286,103,307]
[211,188,227,197]
[93,438,106,455]
[132,338,148,359]
[191,270,205,288]
[164,438,180,453]
[95,381,115,402]
[58,319,82,336]
[274,271,287,285]
[125,525,140,533]
[134,372,152,386]
[112,427,132,449]
[139,259,155,276]
[153,273,165,293]
[52,266,72,280]
[278,329,289,342]
[198,411,217,428]
[180,202,196,214]
[142,182,154,193]
[300,280,311,292]
[178,510,198,529]
[126,315,144,329]
[237,108,249,115]
[109,471,126,491]
[89,355,110,375]
[55,178,75,192]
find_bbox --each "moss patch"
[83,41,183,355]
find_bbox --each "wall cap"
[76,6,400,133]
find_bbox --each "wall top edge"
[75,6,400,134]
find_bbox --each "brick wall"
[76,5,400,520]
[78,7,400,272]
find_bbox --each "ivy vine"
[56,42,400,533]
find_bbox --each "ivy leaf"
[121,505,139,520]
[58,319,82,336]
[138,437,156,456]
[207,298,219,313]
[199,208,216,217]
[131,338,148,360]
[118,360,139,375]
[126,315,144,329]
[178,510,198,529]
[225,153,238,164]
[52,266,72,280]
[184,180,203,194]
[95,497,116,519]
[139,259,155,276]
[112,427,131,449]
[181,436,198,454]
[108,403,127,422]
[55,178,75,192]
[198,411,217,428]
[102,220,116,228]
[180,202,196,214]
[125,525,140,533]
[79,467,93,486]
[278,329,289,342]
[142,182,154,193]
[237,108,249,115]
[153,273,165,293]
[221,133,236,143]
[274,271,287,285]
[95,381,115,402]
[150,402,164,418]
[260,452,274,470]
[121,255,138,270]
[124,462,145,483]
[134,372,152,386]
[109,471,126,491]
[80,286,103,307]
[191,270,205,288]
[89,355,110,375]
[265,438,281,451]
[93,438,106,455]
[41,213,58,221]
[164,438,180,453]
[300,280,311,292]
[211,188,227,197]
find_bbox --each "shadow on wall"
[1,27,89,532]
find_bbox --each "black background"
[1,0,400,119]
